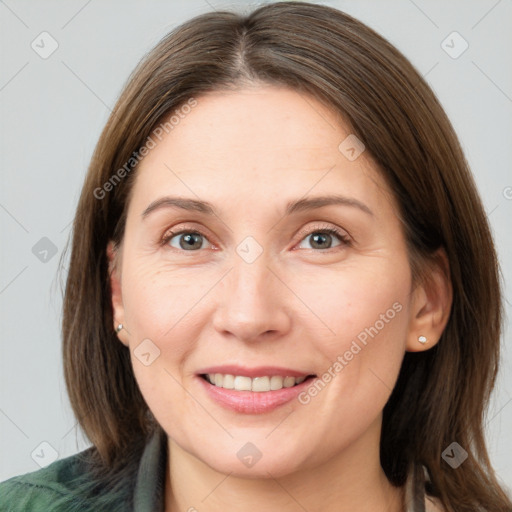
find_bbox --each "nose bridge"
[212,250,290,341]
[232,256,271,305]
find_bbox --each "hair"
[61,2,511,510]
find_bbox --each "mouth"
[200,373,315,392]
[196,366,317,414]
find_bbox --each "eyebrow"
[141,194,373,219]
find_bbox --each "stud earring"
[418,335,427,344]
[116,324,123,333]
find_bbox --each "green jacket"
[0,428,441,511]
[0,429,166,512]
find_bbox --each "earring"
[116,324,123,333]
[418,335,427,344]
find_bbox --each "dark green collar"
[133,427,167,511]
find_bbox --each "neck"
[164,417,404,512]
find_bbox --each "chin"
[193,439,316,479]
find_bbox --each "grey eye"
[168,232,206,250]
[297,231,343,250]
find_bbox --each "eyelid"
[294,222,349,239]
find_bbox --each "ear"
[406,249,452,352]
[107,241,129,347]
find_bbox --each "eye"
[295,226,350,251]
[163,230,212,251]
[161,224,350,253]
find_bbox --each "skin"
[109,85,452,512]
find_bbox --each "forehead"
[130,86,393,215]
[145,86,349,167]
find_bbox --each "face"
[110,85,420,478]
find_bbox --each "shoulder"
[1,429,164,512]
[0,448,106,512]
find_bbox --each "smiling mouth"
[201,373,316,392]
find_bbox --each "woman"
[1,2,510,511]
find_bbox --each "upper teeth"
[205,374,307,392]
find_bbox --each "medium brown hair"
[62,2,511,510]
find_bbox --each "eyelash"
[160,223,351,253]
[295,225,351,250]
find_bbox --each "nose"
[211,256,292,343]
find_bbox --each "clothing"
[0,428,442,511]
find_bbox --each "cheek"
[119,259,219,425]
[292,262,410,394]
[294,261,409,340]
[281,265,410,457]
[120,258,213,343]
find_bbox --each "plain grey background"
[1,0,511,493]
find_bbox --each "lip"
[196,366,316,414]
[196,365,312,378]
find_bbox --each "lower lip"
[197,375,315,414]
